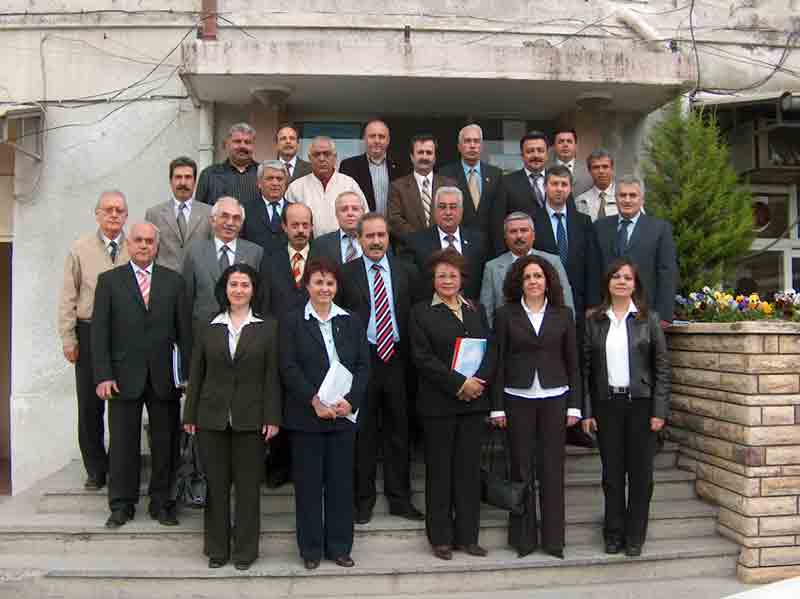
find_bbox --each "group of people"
[58,118,674,571]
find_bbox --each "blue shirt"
[363,254,400,345]
[546,203,568,243]
[462,160,482,195]
[617,211,642,245]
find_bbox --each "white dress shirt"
[605,301,638,388]
[304,301,350,364]
[339,230,363,263]
[173,197,193,221]
[130,261,153,279]
[214,237,237,262]
[437,227,463,254]
[282,155,298,177]
[210,309,263,359]
[575,185,617,222]
[286,171,367,237]
[617,211,642,245]
[523,167,545,201]
[546,202,568,244]
[413,171,433,198]
[101,233,123,257]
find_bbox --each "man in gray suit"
[309,191,366,265]
[551,127,592,197]
[480,211,574,327]
[593,175,678,324]
[182,197,263,330]
[145,157,212,272]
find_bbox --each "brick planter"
[666,321,800,583]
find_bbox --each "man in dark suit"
[308,191,365,265]
[439,124,502,247]
[259,202,313,487]
[92,222,191,529]
[241,160,291,254]
[594,175,678,324]
[275,124,312,183]
[387,134,456,247]
[491,130,550,255]
[532,165,600,328]
[339,120,401,214]
[404,186,488,301]
[338,213,423,524]
[551,127,593,197]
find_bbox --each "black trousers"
[355,349,411,512]
[75,322,108,479]
[422,412,484,547]
[594,398,657,545]
[197,428,264,563]
[290,429,355,561]
[107,381,180,512]
[506,393,566,552]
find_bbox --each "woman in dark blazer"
[409,248,495,561]
[581,258,670,557]
[490,255,580,559]
[279,256,370,570]
[183,264,281,570]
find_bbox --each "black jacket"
[183,318,282,431]
[438,161,502,242]
[279,308,370,432]
[583,309,671,419]
[338,153,401,212]
[260,247,309,318]
[409,300,495,418]
[240,197,289,255]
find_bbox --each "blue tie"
[269,202,281,233]
[617,219,632,256]
[554,212,568,267]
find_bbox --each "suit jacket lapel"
[207,242,223,279]
[160,203,182,242]
[408,177,427,230]
[185,204,206,240]
[123,265,148,311]
[232,322,256,363]
[627,213,646,252]
[359,155,376,206]
[355,258,372,309]
[303,313,327,354]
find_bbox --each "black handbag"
[176,432,207,509]
[480,426,529,515]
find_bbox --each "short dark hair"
[592,258,649,320]
[303,256,341,288]
[519,130,549,153]
[410,133,437,153]
[553,127,578,143]
[169,156,197,179]
[544,164,573,185]
[356,212,390,237]
[503,255,565,306]
[362,119,389,136]
[214,264,264,317]
[275,123,300,142]
[586,148,614,170]
[426,248,467,293]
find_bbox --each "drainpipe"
[199,0,218,40]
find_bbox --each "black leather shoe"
[544,547,565,559]
[148,503,160,520]
[208,558,227,568]
[234,561,253,571]
[389,504,425,521]
[304,559,320,570]
[354,507,373,525]
[105,508,134,529]
[625,543,642,557]
[516,546,537,558]
[455,543,488,557]
[333,555,355,568]
[432,545,453,560]
[157,505,179,526]
[84,475,106,491]
[605,539,624,554]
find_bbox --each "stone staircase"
[0,443,745,598]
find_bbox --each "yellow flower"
[735,295,744,302]
[749,293,761,304]
[760,302,774,315]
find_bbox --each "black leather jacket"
[583,309,670,419]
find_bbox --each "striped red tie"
[136,269,150,308]
[372,264,395,362]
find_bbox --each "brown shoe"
[455,543,488,557]
[432,545,453,560]
[333,555,355,568]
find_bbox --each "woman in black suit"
[409,248,495,561]
[183,264,281,570]
[279,256,370,570]
[581,258,670,557]
[490,255,580,559]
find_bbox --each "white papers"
[317,361,358,423]
[172,343,186,388]
[451,337,487,378]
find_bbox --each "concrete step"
[0,536,739,598]
[0,498,719,556]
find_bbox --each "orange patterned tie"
[292,252,304,288]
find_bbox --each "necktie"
[219,245,231,271]
[421,178,432,226]
[617,219,632,256]
[467,169,480,210]
[554,213,568,267]
[108,240,118,264]
[177,203,187,243]
[269,202,281,233]
[444,234,456,251]
[598,191,607,219]
[284,161,293,177]
[372,264,395,362]
[292,252,304,288]
[529,172,544,207]
[136,269,150,308]
[344,235,358,263]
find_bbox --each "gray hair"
[228,122,256,138]
[615,174,644,196]
[131,221,160,244]
[356,212,390,237]
[95,189,128,212]
[586,148,614,170]
[309,136,337,153]
[434,186,463,208]
[458,123,483,144]
[335,190,363,208]
[503,211,535,232]
[257,159,289,180]
[211,196,246,222]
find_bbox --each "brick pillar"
[667,322,800,583]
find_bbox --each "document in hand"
[172,343,186,388]
[451,337,487,378]
[318,361,358,423]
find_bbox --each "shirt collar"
[283,155,298,168]
[524,166,544,178]
[462,160,481,176]
[510,248,535,262]
[431,293,466,308]
[339,229,357,242]
[367,153,387,166]
[173,197,193,211]
[413,171,432,187]
[210,308,263,327]
[225,158,257,172]
[521,297,548,316]
[262,195,285,206]
[304,301,349,323]
[546,202,567,219]
[437,227,461,243]
[214,237,237,254]
[99,231,123,247]
[594,184,614,197]
[363,253,390,272]
[557,159,575,170]
[288,243,310,260]
[130,261,153,275]
[619,211,642,226]
[605,301,638,322]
